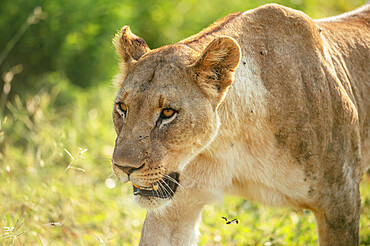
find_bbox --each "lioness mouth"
[132,172,180,198]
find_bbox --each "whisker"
[161,180,173,197]
[154,188,161,198]
[98,166,115,183]
[157,182,168,198]
[159,180,181,211]
[176,172,197,184]
[164,174,189,196]
[108,173,116,179]
[162,174,178,185]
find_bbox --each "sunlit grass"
[1,82,369,245]
[1,0,369,245]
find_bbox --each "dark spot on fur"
[275,132,287,146]
[139,70,156,92]
[308,186,315,195]
[299,141,308,153]
[303,152,312,161]
[133,38,146,46]
[139,81,150,92]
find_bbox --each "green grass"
[1,80,369,246]
[1,0,369,245]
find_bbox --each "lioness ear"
[113,26,150,87]
[114,25,150,62]
[192,36,241,109]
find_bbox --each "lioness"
[111,3,370,246]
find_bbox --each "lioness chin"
[111,3,370,246]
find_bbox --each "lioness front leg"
[140,207,202,246]
[313,182,361,246]
[139,188,215,246]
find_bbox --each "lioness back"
[182,2,370,183]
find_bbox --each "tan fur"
[111,3,370,246]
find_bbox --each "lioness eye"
[116,102,127,116]
[160,108,175,119]
[157,108,178,127]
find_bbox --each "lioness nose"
[114,162,145,175]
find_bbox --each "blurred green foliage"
[0,0,369,245]
[0,0,120,90]
[0,0,366,92]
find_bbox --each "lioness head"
[112,26,240,209]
